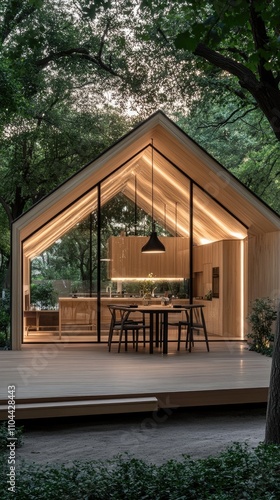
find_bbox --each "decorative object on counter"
[161,291,171,306]
[141,139,165,254]
[142,293,151,306]
[140,273,156,297]
[205,290,213,301]
[160,297,169,306]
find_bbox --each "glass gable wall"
[22,144,247,343]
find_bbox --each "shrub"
[0,422,24,451]
[0,290,10,348]
[0,443,280,499]
[247,298,277,356]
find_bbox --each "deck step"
[0,396,158,420]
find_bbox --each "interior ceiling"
[23,147,247,259]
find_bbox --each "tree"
[139,0,280,445]
[176,96,280,213]
[140,0,280,141]
[265,305,280,444]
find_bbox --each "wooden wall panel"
[108,236,189,278]
[193,239,243,337]
[193,245,203,272]
[222,240,242,337]
[212,241,222,267]
[248,232,280,308]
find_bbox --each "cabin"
[11,110,280,350]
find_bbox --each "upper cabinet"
[108,236,189,278]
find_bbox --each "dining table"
[109,303,207,354]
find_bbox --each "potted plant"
[140,273,156,304]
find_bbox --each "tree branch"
[198,105,258,130]
[1,1,36,44]
[220,46,249,63]
[35,47,122,79]
[194,42,259,91]
[98,19,110,60]
[248,0,275,86]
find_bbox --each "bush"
[0,290,10,348]
[247,298,277,356]
[0,331,7,347]
[0,422,24,451]
[0,443,280,499]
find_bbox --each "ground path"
[16,404,266,466]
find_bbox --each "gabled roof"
[13,110,280,259]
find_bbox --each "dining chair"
[107,305,147,352]
[176,308,191,351]
[186,306,210,352]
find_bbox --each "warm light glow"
[231,232,246,239]
[23,189,98,258]
[111,277,184,282]
[125,178,189,237]
[200,238,213,245]
[142,152,247,241]
[240,240,244,340]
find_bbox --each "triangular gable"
[12,109,280,263]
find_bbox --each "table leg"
[149,312,154,354]
[162,311,168,354]
[155,314,160,347]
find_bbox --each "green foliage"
[0,207,10,289]
[0,331,8,348]
[247,298,277,356]
[30,281,58,308]
[1,443,280,499]
[0,422,24,451]
[0,290,10,347]
[176,98,280,214]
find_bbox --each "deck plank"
[0,342,271,419]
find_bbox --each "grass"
[1,443,280,499]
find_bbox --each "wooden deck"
[0,341,271,419]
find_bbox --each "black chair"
[176,309,191,351]
[186,306,210,352]
[107,305,147,352]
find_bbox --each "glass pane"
[100,160,191,342]
[23,187,98,342]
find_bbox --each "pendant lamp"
[141,140,165,253]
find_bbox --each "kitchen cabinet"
[108,236,189,278]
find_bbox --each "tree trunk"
[265,303,280,444]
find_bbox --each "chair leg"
[201,309,210,352]
[185,327,190,351]
[177,324,182,351]
[203,323,210,352]
[108,324,113,352]
[188,329,194,352]
[136,330,139,351]
[118,328,124,353]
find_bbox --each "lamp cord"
[151,138,155,231]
